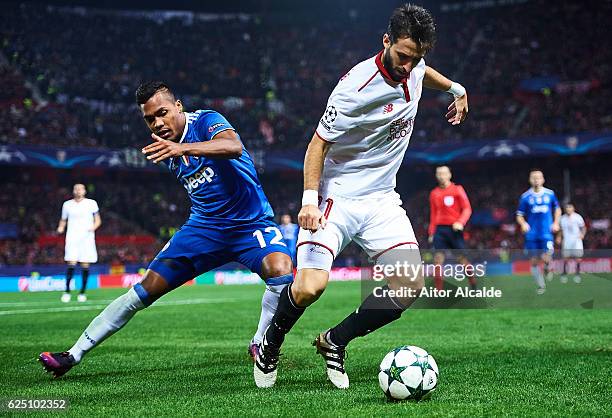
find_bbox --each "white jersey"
[560,212,585,243]
[316,51,426,199]
[61,198,99,263]
[61,198,99,241]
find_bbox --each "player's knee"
[389,272,424,291]
[292,269,328,306]
[139,269,171,304]
[293,284,324,306]
[261,253,293,279]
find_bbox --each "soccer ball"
[378,345,439,401]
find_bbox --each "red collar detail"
[375,50,410,102]
[375,50,395,82]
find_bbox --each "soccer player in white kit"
[557,203,586,284]
[57,184,101,302]
[254,4,468,389]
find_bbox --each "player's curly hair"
[387,4,436,52]
[135,81,175,105]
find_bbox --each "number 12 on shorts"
[253,227,287,248]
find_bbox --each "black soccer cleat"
[38,351,76,378]
[253,334,280,388]
[313,330,349,389]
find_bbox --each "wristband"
[447,81,466,98]
[302,190,319,207]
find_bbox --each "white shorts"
[65,235,98,263]
[296,193,419,272]
[562,239,584,258]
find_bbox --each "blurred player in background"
[254,4,468,389]
[56,183,101,303]
[279,214,299,265]
[516,169,560,294]
[428,165,475,290]
[557,203,586,284]
[39,82,294,378]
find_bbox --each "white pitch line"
[0,300,118,307]
[0,298,237,316]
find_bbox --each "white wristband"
[302,189,319,207]
[447,81,466,98]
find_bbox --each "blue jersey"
[165,110,274,226]
[516,188,559,241]
[279,223,298,246]
[279,222,299,258]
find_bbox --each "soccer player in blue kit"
[516,169,561,294]
[279,214,299,265]
[39,82,294,377]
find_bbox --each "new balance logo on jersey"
[383,103,394,114]
[387,117,414,141]
[309,245,327,255]
[184,166,215,192]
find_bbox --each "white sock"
[251,284,287,345]
[531,265,545,288]
[68,287,145,363]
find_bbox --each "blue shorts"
[148,217,292,289]
[433,225,466,250]
[524,239,554,256]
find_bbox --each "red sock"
[468,276,476,288]
[434,274,443,290]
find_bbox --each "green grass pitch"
[1,278,611,417]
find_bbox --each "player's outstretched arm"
[91,213,102,232]
[57,218,66,234]
[298,133,332,232]
[142,130,242,163]
[516,214,530,234]
[424,66,468,125]
[556,228,563,245]
[552,206,561,233]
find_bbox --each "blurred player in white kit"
[57,183,101,302]
[557,203,586,284]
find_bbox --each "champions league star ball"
[378,345,439,401]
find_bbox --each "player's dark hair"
[529,168,543,174]
[135,81,174,105]
[387,4,436,51]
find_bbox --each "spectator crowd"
[0,1,610,265]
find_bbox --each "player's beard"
[383,48,408,83]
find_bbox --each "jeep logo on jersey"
[532,205,549,213]
[320,105,337,130]
[184,166,215,192]
[387,117,414,141]
[444,196,454,206]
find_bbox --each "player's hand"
[428,235,434,244]
[142,133,185,163]
[452,222,464,231]
[298,204,326,232]
[551,222,560,233]
[445,93,468,125]
[56,227,64,234]
[520,223,530,234]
